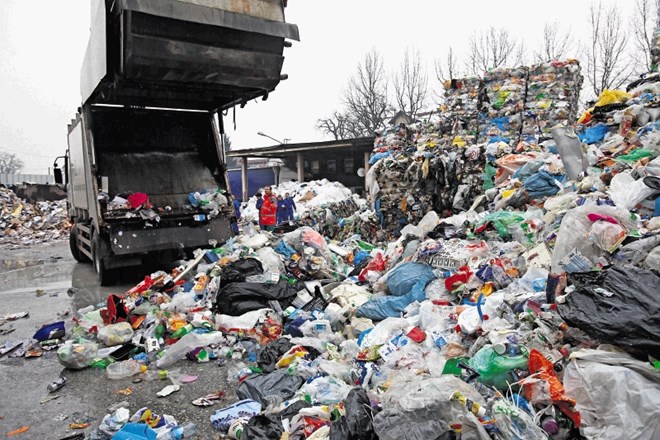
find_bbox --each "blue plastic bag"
[523,170,562,199]
[578,123,609,145]
[356,278,431,320]
[112,423,157,440]
[386,262,435,296]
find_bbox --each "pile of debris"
[0,187,70,247]
[367,60,583,237]
[7,66,660,440]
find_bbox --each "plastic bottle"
[171,324,194,339]
[106,360,147,380]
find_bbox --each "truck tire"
[92,232,115,286]
[69,225,88,263]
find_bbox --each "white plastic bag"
[564,348,660,440]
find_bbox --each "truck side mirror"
[54,166,63,185]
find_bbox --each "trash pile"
[101,188,233,224]
[0,186,70,247]
[241,179,382,242]
[15,64,660,439]
[368,60,583,237]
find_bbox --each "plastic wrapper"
[299,376,353,405]
[210,400,262,432]
[156,332,225,368]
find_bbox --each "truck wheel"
[69,225,89,263]
[92,232,115,286]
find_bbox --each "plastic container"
[467,345,529,390]
[106,360,147,380]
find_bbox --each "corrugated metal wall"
[0,174,52,185]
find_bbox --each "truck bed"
[82,0,299,110]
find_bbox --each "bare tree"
[317,111,358,140]
[584,2,635,98]
[343,48,392,136]
[435,47,460,84]
[630,0,657,73]
[535,22,574,62]
[393,48,429,120]
[466,27,522,75]
[0,151,24,174]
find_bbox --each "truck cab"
[58,0,298,284]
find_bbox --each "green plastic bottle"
[468,346,529,390]
[155,323,166,340]
[171,324,193,339]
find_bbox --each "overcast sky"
[0,0,632,174]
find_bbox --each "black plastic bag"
[257,338,293,373]
[558,265,660,358]
[236,370,304,406]
[243,414,284,440]
[221,258,264,286]
[330,388,377,440]
[214,279,297,316]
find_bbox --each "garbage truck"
[54,0,299,284]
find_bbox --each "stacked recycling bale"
[479,66,526,147]
[370,60,582,237]
[522,60,583,147]
[437,77,482,147]
[0,187,70,247]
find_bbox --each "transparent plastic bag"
[97,322,134,346]
[57,340,98,369]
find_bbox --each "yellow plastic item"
[453,136,467,147]
[502,189,516,199]
[594,89,631,107]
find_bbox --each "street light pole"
[257,131,284,144]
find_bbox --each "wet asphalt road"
[0,241,235,440]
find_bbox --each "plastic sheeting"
[564,348,660,440]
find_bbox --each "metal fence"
[0,173,52,185]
